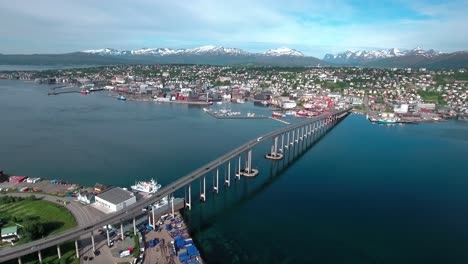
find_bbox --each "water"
[1,80,468,263]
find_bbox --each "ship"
[117,95,126,101]
[272,112,285,118]
[80,90,89,95]
[131,179,162,194]
[377,118,397,124]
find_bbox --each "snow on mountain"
[82,48,121,56]
[323,47,446,64]
[263,48,304,57]
[82,46,251,56]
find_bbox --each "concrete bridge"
[0,107,351,263]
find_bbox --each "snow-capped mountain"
[323,47,445,64]
[263,48,304,57]
[82,46,302,57]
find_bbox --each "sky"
[0,0,467,57]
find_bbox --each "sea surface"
[1,80,468,264]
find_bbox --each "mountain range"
[323,47,468,68]
[0,45,466,69]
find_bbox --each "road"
[0,108,351,263]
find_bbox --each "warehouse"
[95,187,136,213]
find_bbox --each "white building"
[95,187,136,213]
[394,104,409,114]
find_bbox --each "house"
[94,183,108,193]
[8,176,27,183]
[95,187,136,213]
[1,226,19,243]
[77,190,95,205]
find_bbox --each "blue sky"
[0,0,467,57]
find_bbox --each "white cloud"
[0,0,466,57]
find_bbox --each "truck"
[120,250,130,258]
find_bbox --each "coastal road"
[0,108,351,263]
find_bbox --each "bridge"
[0,107,352,263]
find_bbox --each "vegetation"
[133,235,140,258]
[0,196,76,244]
[417,90,447,105]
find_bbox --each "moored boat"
[117,95,126,101]
[131,179,161,194]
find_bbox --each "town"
[1,65,467,123]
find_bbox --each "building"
[394,104,409,114]
[77,190,95,205]
[417,103,436,110]
[94,183,108,193]
[95,187,136,213]
[1,226,19,243]
[8,176,27,183]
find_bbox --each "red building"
[8,176,27,183]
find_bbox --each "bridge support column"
[120,222,124,240]
[291,130,295,146]
[75,240,79,259]
[240,149,259,177]
[107,228,110,246]
[280,133,284,153]
[225,161,231,186]
[57,244,61,259]
[200,177,206,202]
[235,155,241,180]
[186,184,192,210]
[296,128,300,142]
[152,205,156,227]
[91,231,96,254]
[214,168,219,193]
[133,216,137,235]
[285,131,290,149]
[171,195,175,217]
[266,136,283,160]
[18,257,22,264]
[38,250,42,264]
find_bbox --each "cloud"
[0,0,466,57]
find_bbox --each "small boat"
[272,112,285,118]
[377,118,397,124]
[80,90,89,95]
[216,101,223,105]
[296,110,308,117]
[117,95,126,101]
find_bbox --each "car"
[257,136,263,141]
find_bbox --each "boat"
[131,179,162,194]
[296,110,308,117]
[154,196,169,209]
[216,101,223,105]
[236,98,245,104]
[303,103,313,110]
[272,112,285,118]
[80,90,89,95]
[377,118,397,124]
[117,95,126,101]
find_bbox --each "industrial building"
[95,187,136,213]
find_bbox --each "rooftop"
[1,226,18,236]
[96,187,134,204]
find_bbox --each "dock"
[269,117,291,125]
[205,110,268,120]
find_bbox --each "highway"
[0,108,351,262]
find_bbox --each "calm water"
[1,80,468,263]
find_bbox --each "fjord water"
[1,80,468,263]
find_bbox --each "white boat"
[154,196,169,209]
[130,179,162,194]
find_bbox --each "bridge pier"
[200,176,206,202]
[235,155,241,180]
[213,168,219,193]
[107,228,110,246]
[75,240,79,259]
[225,161,231,186]
[151,206,156,227]
[291,130,295,145]
[266,136,283,160]
[280,133,284,153]
[18,257,21,264]
[285,131,290,149]
[120,222,124,240]
[185,184,192,210]
[91,231,96,254]
[38,250,42,264]
[133,216,137,235]
[171,195,175,217]
[240,149,259,177]
[57,244,61,259]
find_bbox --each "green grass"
[1,199,78,264]
[0,199,76,238]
